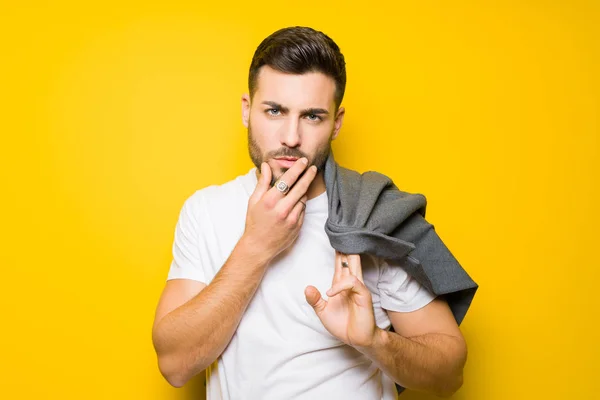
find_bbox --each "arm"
[355,297,467,397]
[152,159,317,388]
[305,253,468,397]
[152,235,271,387]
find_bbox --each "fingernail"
[301,157,308,164]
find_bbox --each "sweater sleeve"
[376,257,437,312]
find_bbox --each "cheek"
[251,114,283,142]
[306,124,334,145]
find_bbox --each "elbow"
[152,327,192,388]
[152,326,216,388]
[166,375,187,389]
[436,336,467,397]
[156,348,212,388]
[164,371,187,389]
[165,374,186,389]
[436,373,463,398]
[435,354,466,397]
[157,355,190,388]
[158,357,190,388]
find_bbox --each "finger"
[348,254,363,283]
[287,194,307,222]
[267,157,309,200]
[305,285,327,314]
[250,162,272,204]
[326,276,369,298]
[333,251,343,284]
[277,164,318,212]
[296,198,307,226]
[340,253,351,278]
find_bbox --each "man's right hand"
[153,158,317,387]
[243,157,318,263]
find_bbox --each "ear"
[331,106,345,140]
[241,93,251,128]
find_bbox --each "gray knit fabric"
[323,149,478,323]
[322,149,478,395]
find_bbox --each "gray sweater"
[322,150,478,395]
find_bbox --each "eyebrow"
[261,101,330,115]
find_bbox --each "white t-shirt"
[167,167,437,400]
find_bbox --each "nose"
[279,117,301,148]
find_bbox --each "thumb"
[305,286,327,314]
[251,162,272,202]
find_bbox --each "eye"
[266,108,281,116]
[306,113,322,121]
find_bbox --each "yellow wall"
[1,1,598,399]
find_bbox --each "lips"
[274,158,299,168]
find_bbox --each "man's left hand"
[304,251,378,348]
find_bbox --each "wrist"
[237,234,273,268]
[355,327,388,355]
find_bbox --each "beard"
[247,123,332,187]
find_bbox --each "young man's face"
[242,65,345,185]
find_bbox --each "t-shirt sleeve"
[166,193,207,283]
[377,257,436,312]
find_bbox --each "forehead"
[254,65,336,109]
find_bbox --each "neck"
[254,169,326,201]
[305,171,326,200]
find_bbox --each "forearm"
[356,329,467,397]
[153,235,271,386]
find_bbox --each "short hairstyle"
[248,26,347,111]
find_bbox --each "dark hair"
[248,26,347,111]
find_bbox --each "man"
[152,26,467,399]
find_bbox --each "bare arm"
[152,235,271,387]
[305,254,467,397]
[152,158,317,387]
[356,298,467,397]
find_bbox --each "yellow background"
[1,1,598,399]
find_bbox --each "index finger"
[267,157,309,199]
[347,254,363,283]
[333,250,343,284]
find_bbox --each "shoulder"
[180,168,256,220]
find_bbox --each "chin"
[269,162,287,175]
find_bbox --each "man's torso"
[169,167,401,399]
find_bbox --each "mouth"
[274,157,299,168]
